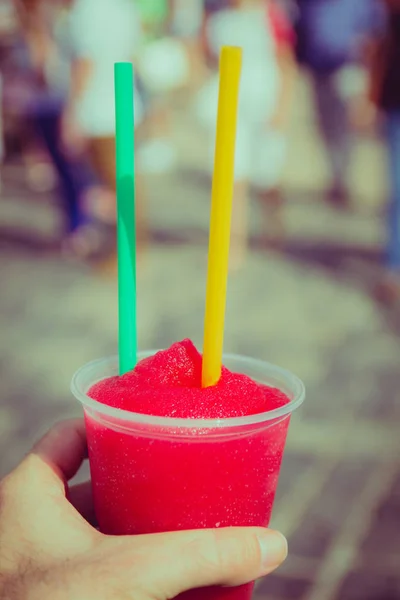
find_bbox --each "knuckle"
[202,528,262,579]
[233,530,262,569]
[189,528,260,577]
[188,530,224,576]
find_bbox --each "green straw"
[114,62,137,375]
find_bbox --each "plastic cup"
[71,352,305,600]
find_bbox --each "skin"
[229,0,296,262]
[0,419,288,600]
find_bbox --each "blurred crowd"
[1,0,400,297]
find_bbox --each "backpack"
[295,0,380,73]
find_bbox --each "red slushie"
[72,340,304,600]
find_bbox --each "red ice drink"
[72,340,304,600]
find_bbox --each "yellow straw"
[202,46,242,388]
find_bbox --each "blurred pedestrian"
[135,0,187,174]
[64,0,147,258]
[0,72,4,191]
[360,0,400,302]
[264,0,297,246]
[0,1,18,191]
[196,0,296,267]
[169,0,205,89]
[295,0,385,207]
[13,0,94,250]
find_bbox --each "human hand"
[0,420,288,600]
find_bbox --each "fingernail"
[257,530,288,574]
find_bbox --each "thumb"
[132,527,287,599]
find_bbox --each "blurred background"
[1,0,400,598]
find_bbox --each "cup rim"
[71,352,305,430]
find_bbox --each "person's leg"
[22,116,56,193]
[89,138,115,187]
[257,187,285,248]
[253,130,287,248]
[385,111,400,272]
[230,179,249,269]
[33,108,84,233]
[230,122,251,269]
[0,73,3,191]
[311,71,351,202]
[88,137,148,262]
[374,111,400,303]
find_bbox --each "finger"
[122,527,287,599]
[32,419,87,483]
[68,480,97,527]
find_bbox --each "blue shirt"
[295,0,386,72]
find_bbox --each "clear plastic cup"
[72,352,305,600]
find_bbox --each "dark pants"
[33,107,90,233]
[311,70,351,190]
[385,111,400,271]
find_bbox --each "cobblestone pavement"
[1,79,400,599]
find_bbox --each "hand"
[0,420,288,600]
